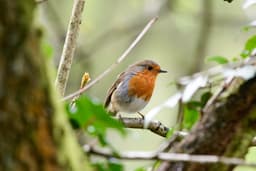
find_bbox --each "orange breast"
[128,70,157,101]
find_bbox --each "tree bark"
[157,77,256,171]
[0,1,92,171]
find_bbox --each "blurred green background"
[38,0,255,170]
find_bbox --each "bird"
[104,60,167,118]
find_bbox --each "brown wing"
[104,72,125,108]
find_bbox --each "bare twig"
[176,99,184,130]
[119,117,169,137]
[156,131,186,153]
[203,76,235,113]
[84,145,256,168]
[62,17,158,101]
[177,57,256,86]
[55,0,85,96]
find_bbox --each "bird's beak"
[159,69,167,73]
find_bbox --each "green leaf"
[206,56,229,64]
[108,160,124,171]
[134,167,147,171]
[66,96,126,141]
[187,101,202,109]
[241,35,256,58]
[69,118,80,129]
[166,127,174,138]
[93,161,124,171]
[200,91,212,107]
[67,98,93,128]
[93,163,106,171]
[152,160,161,170]
[182,104,200,130]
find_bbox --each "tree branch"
[55,0,85,96]
[62,17,158,101]
[157,76,256,171]
[83,145,256,168]
[119,117,169,137]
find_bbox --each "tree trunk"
[157,77,256,171]
[0,1,92,171]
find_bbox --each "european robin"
[104,60,167,117]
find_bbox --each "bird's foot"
[137,112,144,120]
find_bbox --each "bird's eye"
[147,66,153,71]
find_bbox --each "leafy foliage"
[182,104,200,130]
[200,91,212,107]
[134,167,147,171]
[166,127,174,138]
[93,160,124,171]
[66,96,125,145]
[206,56,229,64]
[182,91,212,130]
[241,35,256,58]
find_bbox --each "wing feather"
[104,72,125,108]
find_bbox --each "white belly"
[112,96,148,114]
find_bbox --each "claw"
[137,112,144,119]
[116,113,124,122]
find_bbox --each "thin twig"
[119,117,169,137]
[176,99,184,130]
[203,76,235,113]
[177,56,256,86]
[55,0,85,96]
[62,17,158,101]
[158,73,256,170]
[84,145,256,168]
[157,138,179,153]
[156,130,188,153]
